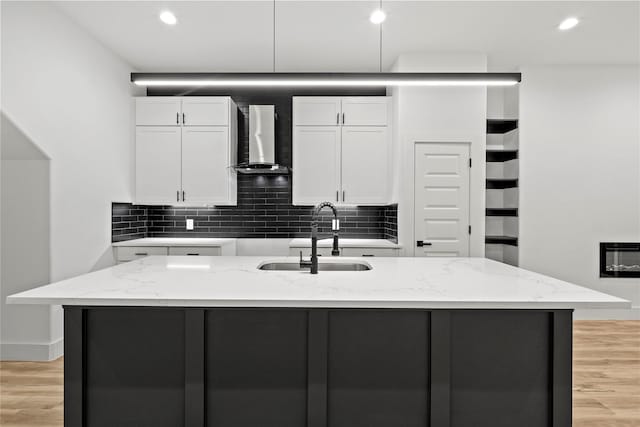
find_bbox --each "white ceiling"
[54,1,640,72]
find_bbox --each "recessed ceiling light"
[159,10,177,26]
[558,17,579,31]
[370,9,386,24]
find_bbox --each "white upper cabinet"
[135,97,238,206]
[341,126,389,205]
[341,97,390,126]
[181,127,231,204]
[135,97,182,126]
[292,126,342,205]
[292,96,392,206]
[181,97,229,126]
[135,127,182,204]
[293,97,342,126]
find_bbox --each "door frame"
[412,141,472,257]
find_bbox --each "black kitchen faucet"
[299,201,340,274]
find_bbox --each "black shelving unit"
[487,119,518,134]
[485,117,520,254]
[485,236,518,246]
[486,178,518,189]
[486,149,518,162]
[486,208,518,217]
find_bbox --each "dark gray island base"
[64,307,572,427]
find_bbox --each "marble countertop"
[289,238,401,249]
[7,256,628,309]
[113,238,236,247]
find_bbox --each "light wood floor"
[0,320,638,426]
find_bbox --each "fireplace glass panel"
[600,243,640,278]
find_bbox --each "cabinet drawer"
[116,246,168,262]
[340,248,398,257]
[168,247,221,256]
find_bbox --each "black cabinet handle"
[182,191,185,201]
[416,241,432,247]
[336,113,339,124]
[362,254,375,257]
[177,191,180,202]
[183,113,185,124]
[134,252,148,256]
[176,112,179,124]
[186,253,199,256]
[342,112,345,124]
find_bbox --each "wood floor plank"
[0,320,638,426]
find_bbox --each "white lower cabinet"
[115,246,169,263]
[168,247,221,256]
[115,245,224,264]
[340,248,398,257]
[289,247,399,258]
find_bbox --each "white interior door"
[181,97,229,126]
[341,126,389,204]
[292,126,341,205]
[293,97,341,126]
[181,127,229,205]
[341,97,389,126]
[135,97,181,126]
[414,143,470,256]
[136,127,182,204]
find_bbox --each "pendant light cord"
[379,0,383,72]
[273,0,276,72]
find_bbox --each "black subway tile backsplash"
[113,176,398,242]
[111,203,148,242]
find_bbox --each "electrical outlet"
[186,219,194,231]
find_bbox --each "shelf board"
[486,178,518,189]
[486,149,518,162]
[487,119,518,134]
[485,235,519,246]
[486,208,518,217]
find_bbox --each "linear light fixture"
[131,72,521,87]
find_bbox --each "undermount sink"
[258,261,372,272]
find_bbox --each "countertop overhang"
[6,256,628,309]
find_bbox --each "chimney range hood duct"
[234,105,289,174]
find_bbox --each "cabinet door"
[293,97,341,126]
[327,311,429,427]
[206,310,308,427]
[135,127,182,204]
[341,126,389,204]
[292,126,341,205]
[182,97,230,126]
[341,97,389,126]
[181,127,230,205]
[135,97,181,126]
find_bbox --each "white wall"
[389,53,487,256]
[1,1,139,360]
[519,65,640,319]
[1,113,53,359]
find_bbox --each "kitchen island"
[8,256,628,427]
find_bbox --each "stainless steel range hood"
[234,105,289,174]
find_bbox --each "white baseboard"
[574,306,640,320]
[1,338,64,361]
